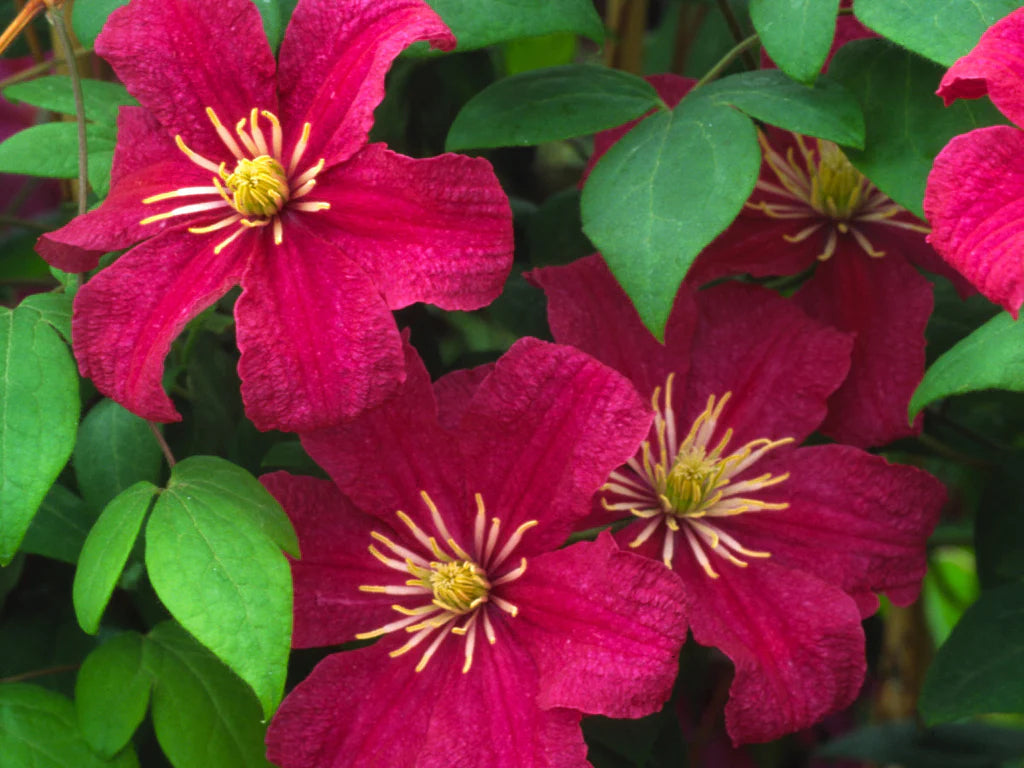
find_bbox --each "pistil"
[603,375,792,576]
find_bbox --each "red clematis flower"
[262,338,688,768]
[925,7,1024,315]
[587,73,962,448]
[530,254,945,745]
[35,0,513,432]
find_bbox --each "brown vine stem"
[715,0,757,70]
[45,0,88,217]
[149,421,177,469]
[0,663,80,684]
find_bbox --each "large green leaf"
[72,0,130,48]
[828,39,1006,218]
[702,70,865,148]
[0,684,137,767]
[144,457,296,717]
[0,304,80,564]
[75,633,151,759]
[144,622,273,768]
[0,122,117,180]
[2,77,136,124]
[74,399,163,512]
[73,482,158,634]
[19,292,73,344]
[447,65,662,150]
[750,0,840,84]
[581,92,761,338]
[854,0,1021,67]
[920,582,1024,723]
[909,312,1024,419]
[251,0,286,51]
[425,0,604,50]
[21,484,97,564]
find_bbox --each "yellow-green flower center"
[664,451,723,515]
[425,560,491,614]
[222,155,289,217]
[807,141,868,221]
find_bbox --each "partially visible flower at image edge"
[35,0,514,432]
[925,5,1024,315]
[261,338,688,768]
[530,254,946,745]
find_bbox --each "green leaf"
[0,684,138,767]
[251,0,285,51]
[143,622,273,768]
[750,0,839,84]
[74,399,163,512]
[702,70,865,148]
[828,39,1006,218]
[853,0,1021,67]
[921,547,979,646]
[581,93,760,338]
[145,456,296,717]
[0,123,117,180]
[22,484,97,564]
[75,633,151,759]
[447,65,662,150]
[0,305,80,564]
[818,720,1024,767]
[425,0,604,51]
[503,32,578,75]
[909,312,1024,419]
[975,455,1024,589]
[920,582,1024,723]
[19,292,73,344]
[73,482,157,635]
[72,0,130,48]
[2,77,137,124]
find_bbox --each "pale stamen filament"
[289,122,312,175]
[205,106,245,160]
[187,214,242,235]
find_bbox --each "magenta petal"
[529,254,699,398]
[260,472,397,648]
[679,558,865,745]
[735,446,944,615]
[95,0,277,158]
[938,7,1024,125]
[456,338,652,553]
[685,282,852,446]
[433,363,494,430]
[313,145,513,310]
[924,125,1024,314]
[278,0,454,168]
[794,251,930,447]
[72,229,248,422]
[37,156,211,273]
[235,220,404,433]
[506,532,687,719]
[688,213,820,286]
[299,340,457,524]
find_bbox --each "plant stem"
[149,421,177,468]
[0,663,79,684]
[692,32,759,90]
[45,0,88,216]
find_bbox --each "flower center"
[356,491,537,674]
[747,131,929,262]
[602,374,793,577]
[222,155,289,217]
[139,107,330,255]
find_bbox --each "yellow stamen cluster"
[139,106,329,254]
[602,375,792,577]
[747,131,930,261]
[355,491,536,674]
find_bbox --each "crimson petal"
[72,228,248,422]
[277,0,454,169]
[924,125,1024,314]
[96,0,277,159]
[312,144,513,310]
[235,219,404,433]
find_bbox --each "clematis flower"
[261,338,689,768]
[587,73,961,448]
[925,7,1024,316]
[530,254,945,745]
[35,0,513,432]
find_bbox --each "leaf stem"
[45,0,88,216]
[0,663,79,684]
[692,32,760,90]
[149,421,177,468]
